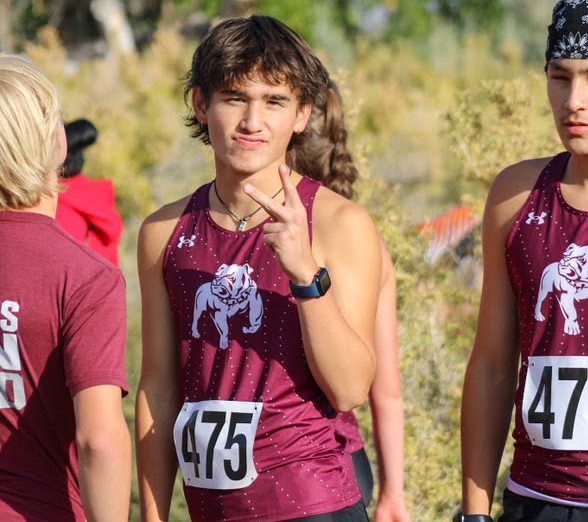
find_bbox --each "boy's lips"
[564,121,588,134]
[234,136,267,149]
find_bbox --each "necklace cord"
[213,180,285,229]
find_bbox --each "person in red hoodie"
[57,119,123,266]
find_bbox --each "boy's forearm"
[371,395,405,499]
[298,293,376,411]
[461,359,517,515]
[136,387,179,522]
[78,423,131,522]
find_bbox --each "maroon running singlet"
[335,412,363,454]
[506,152,588,505]
[163,177,360,522]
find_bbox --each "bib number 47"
[523,356,588,451]
[174,400,262,490]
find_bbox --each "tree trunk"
[128,0,162,20]
[221,0,257,17]
[0,0,13,52]
[90,0,136,55]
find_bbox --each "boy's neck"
[16,194,58,219]
[567,153,588,188]
[9,169,58,219]
[212,157,286,214]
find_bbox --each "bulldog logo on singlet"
[192,263,263,349]
[535,243,588,335]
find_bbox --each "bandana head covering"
[546,0,588,62]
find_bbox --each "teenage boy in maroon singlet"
[136,16,380,522]
[0,56,131,521]
[459,3,588,522]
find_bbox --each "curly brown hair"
[184,15,329,145]
[289,81,358,200]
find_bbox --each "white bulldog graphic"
[535,243,588,335]
[192,263,263,349]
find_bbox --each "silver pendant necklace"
[212,180,284,231]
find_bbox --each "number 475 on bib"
[173,400,263,490]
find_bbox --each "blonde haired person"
[0,55,131,522]
[0,56,63,208]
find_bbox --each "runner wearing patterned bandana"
[458,2,588,522]
[135,16,380,522]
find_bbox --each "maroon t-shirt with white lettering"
[0,210,128,522]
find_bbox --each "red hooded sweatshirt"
[56,174,123,266]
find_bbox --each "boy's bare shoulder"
[490,156,553,204]
[485,155,557,234]
[138,195,192,262]
[311,185,379,265]
[313,185,375,232]
[142,195,192,229]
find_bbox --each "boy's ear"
[294,103,312,134]
[56,123,67,165]
[192,88,208,125]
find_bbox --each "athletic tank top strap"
[534,151,569,191]
[506,152,570,252]
[189,181,212,211]
[297,176,321,243]
[161,183,209,291]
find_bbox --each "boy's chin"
[564,138,588,157]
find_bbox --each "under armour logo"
[177,235,196,248]
[525,212,547,225]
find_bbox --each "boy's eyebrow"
[218,89,292,101]
[266,94,291,101]
[219,88,246,96]
[549,61,588,75]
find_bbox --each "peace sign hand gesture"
[243,164,319,285]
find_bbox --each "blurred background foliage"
[2,0,565,520]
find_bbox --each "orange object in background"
[419,205,479,264]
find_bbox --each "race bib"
[522,356,588,450]
[173,400,263,490]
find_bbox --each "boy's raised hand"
[243,164,319,285]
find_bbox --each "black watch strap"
[453,513,493,522]
[289,267,331,299]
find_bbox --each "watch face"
[317,267,331,295]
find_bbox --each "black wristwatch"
[452,512,493,522]
[289,267,331,299]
